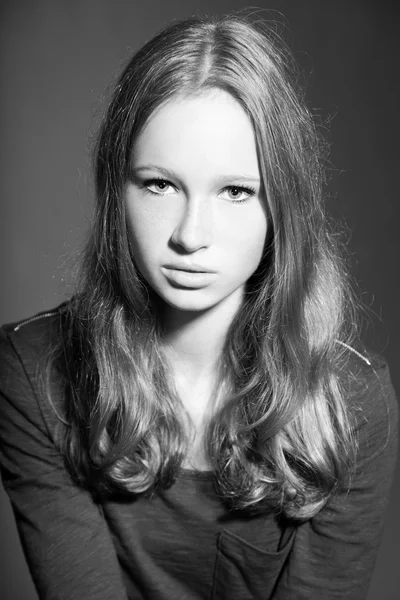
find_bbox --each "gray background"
[0,1,399,598]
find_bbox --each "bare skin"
[125,91,267,469]
[161,301,238,469]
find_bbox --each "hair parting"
[46,13,360,520]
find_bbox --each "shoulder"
[341,343,397,420]
[0,302,70,435]
[1,302,68,361]
[339,343,398,471]
[0,302,71,392]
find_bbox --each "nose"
[171,196,213,252]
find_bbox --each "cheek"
[223,213,267,269]
[126,204,166,256]
[241,232,267,273]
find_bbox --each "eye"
[144,178,176,196]
[218,185,256,203]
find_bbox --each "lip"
[163,263,216,274]
[161,265,218,289]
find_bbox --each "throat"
[173,370,224,472]
[159,302,240,472]
[160,290,243,365]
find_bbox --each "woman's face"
[125,90,267,315]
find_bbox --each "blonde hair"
[50,14,358,520]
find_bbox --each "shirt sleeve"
[273,356,398,600]
[0,326,129,600]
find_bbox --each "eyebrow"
[131,164,260,184]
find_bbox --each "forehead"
[131,90,260,177]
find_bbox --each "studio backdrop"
[0,1,398,599]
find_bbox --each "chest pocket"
[211,526,295,599]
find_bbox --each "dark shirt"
[0,306,398,600]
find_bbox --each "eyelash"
[142,178,257,204]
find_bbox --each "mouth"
[163,264,216,274]
[161,265,218,288]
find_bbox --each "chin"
[163,296,216,313]
[157,287,220,313]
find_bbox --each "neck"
[160,293,243,381]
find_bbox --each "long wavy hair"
[50,14,359,520]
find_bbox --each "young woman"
[0,14,397,600]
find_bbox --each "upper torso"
[0,303,398,599]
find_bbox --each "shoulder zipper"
[336,340,371,366]
[13,311,58,332]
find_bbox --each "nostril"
[171,206,213,252]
